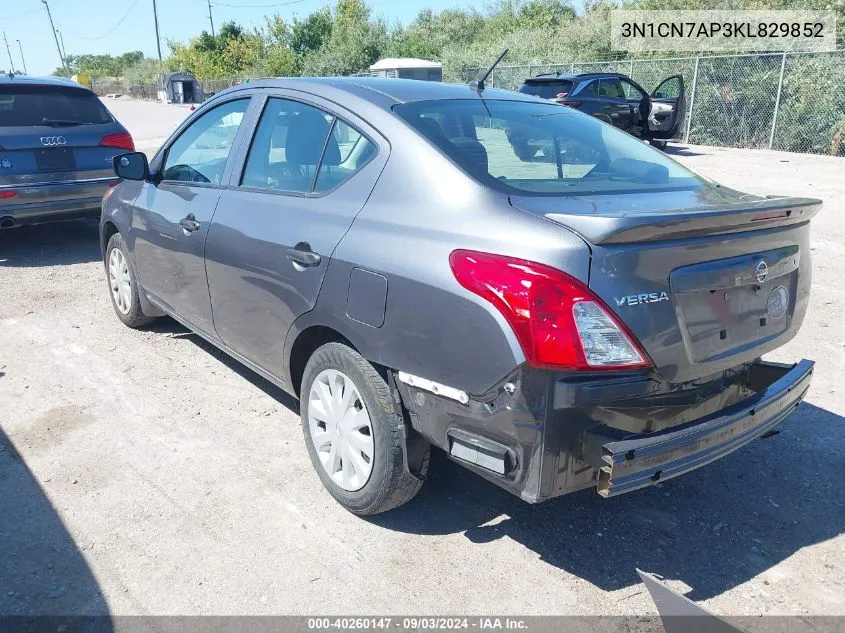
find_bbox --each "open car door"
[647,74,685,140]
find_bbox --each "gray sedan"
[102,77,817,514]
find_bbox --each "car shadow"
[369,402,845,601]
[0,404,113,624]
[0,220,101,268]
[146,319,299,413]
[664,145,705,157]
[138,321,844,602]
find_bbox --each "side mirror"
[113,152,149,181]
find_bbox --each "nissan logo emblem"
[40,136,67,146]
[755,260,769,284]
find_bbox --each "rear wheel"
[300,342,428,515]
[105,232,156,328]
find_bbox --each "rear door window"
[519,80,574,99]
[240,97,333,194]
[598,78,625,99]
[0,84,113,126]
[240,97,375,195]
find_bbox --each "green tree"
[300,0,386,76]
[290,7,333,56]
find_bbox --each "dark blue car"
[0,75,134,229]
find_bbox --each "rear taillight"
[449,250,650,371]
[0,190,17,199]
[100,132,134,151]
[559,100,582,108]
[556,92,569,99]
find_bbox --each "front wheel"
[105,232,156,328]
[300,342,428,515]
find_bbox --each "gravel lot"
[1,98,843,618]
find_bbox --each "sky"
[0,0,472,76]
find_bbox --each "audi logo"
[40,136,67,146]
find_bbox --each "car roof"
[215,76,540,110]
[525,72,630,82]
[0,74,91,90]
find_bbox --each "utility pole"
[56,29,67,61]
[152,0,163,64]
[17,40,27,74]
[42,0,68,75]
[2,32,15,73]
[207,0,215,37]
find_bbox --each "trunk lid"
[0,125,124,186]
[511,188,820,383]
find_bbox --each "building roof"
[369,58,443,71]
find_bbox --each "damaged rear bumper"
[586,360,813,497]
[395,359,813,503]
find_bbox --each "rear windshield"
[394,99,702,196]
[0,85,113,127]
[518,80,573,100]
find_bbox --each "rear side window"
[314,119,376,193]
[518,80,574,100]
[395,99,701,196]
[598,78,625,99]
[0,84,113,126]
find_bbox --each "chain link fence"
[90,50,845,156]
[463,50,845,156]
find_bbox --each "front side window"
[162,98,249,184]
[395,99,702,197]
[621,79,646,102]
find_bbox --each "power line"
[209,0,308,8]
[0,8,42,21]
[67,0,143,41]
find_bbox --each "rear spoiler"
[538,197,821,244]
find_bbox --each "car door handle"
[286,243,321,268]
[179,213,200,233]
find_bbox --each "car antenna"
[470,49,508,92]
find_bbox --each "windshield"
[394,99,703,196]
[519,80,573,99]
[0,85,113,127]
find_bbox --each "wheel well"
[289,326,353,398]
[101,221,118,258]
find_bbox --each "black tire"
[105,232,156,328]
[300,342,428,515]
[649,139,668,151]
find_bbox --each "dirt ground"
[1,99,843,618]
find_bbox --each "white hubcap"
[108,247,132,315]
[308,369,374,492]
